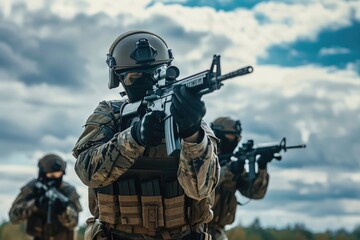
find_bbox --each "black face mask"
[42,176,63,188]
[219,137,239,154]
[121,73,154,102]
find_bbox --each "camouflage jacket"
[9,179,82,240]
[72,100,220,235]
[209,162,269,229]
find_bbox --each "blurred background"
[0,0,359,239]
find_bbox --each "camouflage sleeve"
[238,168,269,199]
[57,184,83,228]
[73,101,145,188]
[8,180,38,224]
[177,121,220,201]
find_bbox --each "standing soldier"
[208,117,271,240]
[72,30,220,240]
[9,153,82,240]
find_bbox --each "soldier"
[72,30,220,240]
[8,153,82,240]
[208,117,271,240]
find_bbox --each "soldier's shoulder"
[60,181,82,210]
[60,181,77,193]
[95,99,126,114]
[60,181,81,199]
[20,178,37,191]
[87,99,127,126]
[72,99,127,157]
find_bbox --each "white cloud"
[40,135,79,150]
[1,0,359,64]
[319,47,351,56]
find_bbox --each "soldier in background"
[9,153,82,240]
[73,30,220,240]
[208,117,271,240]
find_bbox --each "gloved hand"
[170,86,206,138]
[131,111,165,147]
[54,195,69,214]
[229,160,245,175]
[257,152,275,169]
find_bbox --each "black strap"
[110,231,204,240]
[182,232,205,240]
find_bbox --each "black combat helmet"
[106,30,174,102]
[211,117,242,154]
[38,153,66,176]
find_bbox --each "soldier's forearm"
[9,207,24,224]
[9,199,37,224]
[178,130,220,200]
[75,128,145,188]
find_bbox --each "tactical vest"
[209,173,237,229]
[209,181,237,228]
[95,101,210,239]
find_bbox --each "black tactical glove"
[229,160,245,174]
[54,195,69,214]
[131,111,165,147]
[170,86,206,138]
[257,152,275,169]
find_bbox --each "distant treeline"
[226,218,360,240]
[1,218,359,240]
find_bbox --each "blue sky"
[0,0,359,233]
[148,0,310,11]
[260,20,360,72]
[148,0,264,10]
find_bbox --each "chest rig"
[96,101,190,239]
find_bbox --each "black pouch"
[141,179,164,235]
[117,179,142,226]
[164,179,186,228]
[97,184,120,225]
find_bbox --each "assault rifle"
[122,55,253,156]
[221,137,306,183]
[33,180,69,224]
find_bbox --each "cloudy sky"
[0,0,359,233]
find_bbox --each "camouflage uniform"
[9,179,82,240]
[73,100,220,239]
[208,164,269,240]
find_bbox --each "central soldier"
[73,31,220,240]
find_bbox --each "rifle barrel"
[286,144,306,149]
[218,66,253,82]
